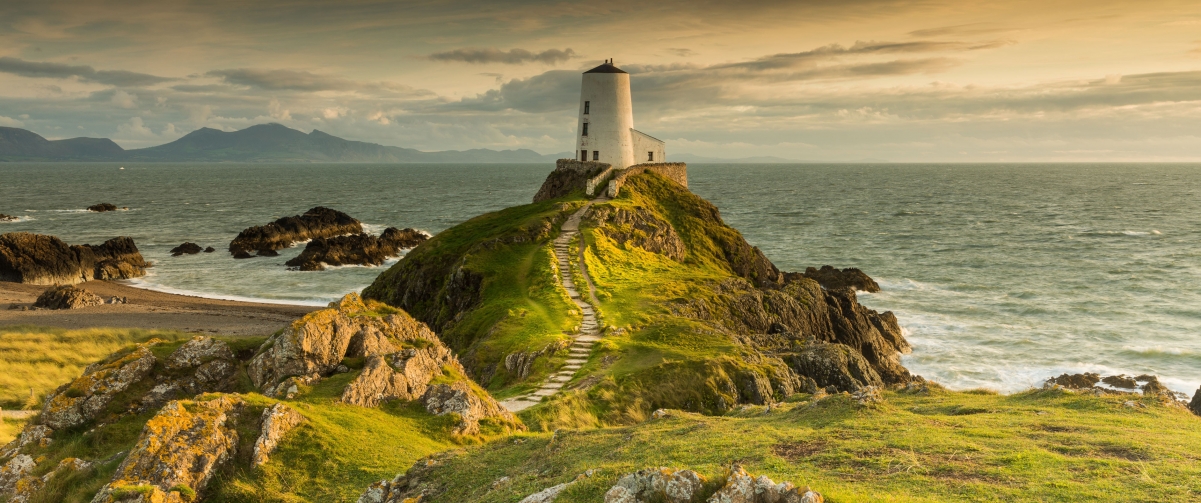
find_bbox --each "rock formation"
[250,293,519,434]
[602,465,822,503]
[533,160,609,202]
[90,395,244,503]
[0,214,17,222]
[87,203,118,212]
[796,265,881,293]
[141,336,240,409]
[229,206,362,256]
[170,242,203,256]
[204,246,215,253]
[0,232,149,284]
[251,403,305,468]
[41,340,161,429]
[285,227,428,271]
[1190,387,1201,417]
[33,285,104,309]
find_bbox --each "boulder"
[203,246,215,253]
[169,242,203,256]
[33,285,104,309]
[251,403,305,468]
[248,292,438,391]
[797,265,880,293]
[140,336,240,409]
[0,232,149,285]
[340,352,443,407]
[1102,375,1139,389]
[421,380,518,436]
[87,203,118,212]
[0,455,36,497]
[4,457,92,503]
[1046,373,1100,389]
[0,425,52,459]
[91,395,244,503]
[285,228,428,271]
[229,206,362,256]
[41,341,160,429]
[707,465,822,503]
[603,467,706,503]
[1189,387,1201,417]
[166,336,235,370]
[0,214,17,222]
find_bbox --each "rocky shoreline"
[0,232,148,285]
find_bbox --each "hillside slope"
[364,170,913,426]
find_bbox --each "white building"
[574,59,665,169]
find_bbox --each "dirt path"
[501,197,607,412]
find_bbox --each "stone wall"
[607,162,688,197]
[532,160,611,202]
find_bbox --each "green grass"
[379,388,1201,502]
[0,415,28,445]
[0,326,189,410]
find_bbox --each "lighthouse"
[574,59,664,170]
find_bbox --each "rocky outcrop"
[603,467,706,503]
[0,425,52,459]
[141,336,240,409]
[91,395,244,503]
[796,265,880,293]
[170,242,203,256]
[0,455,36,497]
[588,206,686,261]
[422,380,517,435]
[285,227,428,271]
[204,246,215,253]
[603,465,822,503]
[41,341,160,429]
[707,465,823,503]
[2,457,91,503]
[0,214,18,222]
[251,403,304,468]
[1190,387,1201,417]
[783,343,884,392]
[33,284,104,309]
[229,206,362,256]
[87,203,118,212]
[0,232,149,284]
[1047,372,1100,389]
[248,293,436,390]
[340,349,448,407]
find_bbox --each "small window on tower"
[648,152,654,161]
[581,150,587,161]
[593,151,599,161]
[582,123,589,136]
[584,101,590,114]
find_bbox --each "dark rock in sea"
[0,232,149,284]
[256,249,280,257]
[87,203,118,212]
[34,285,104,309]
[204,246,215,253]
[170,242,203,256]
[796,265,881,293]
[232,249,253,259]
[1189,387,1201,417]
[1046,373,1101,389]
[229,206,362,256]
[0,214,17,222]
[1102,374,1139,389]
[285,227,428,271]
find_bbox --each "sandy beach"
[0,280,318,336]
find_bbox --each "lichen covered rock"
[0,425,52,459]
[41,341,160,429]
[707,465,822,503]
[251,403,305,468]
[603,467,706,503]
[0,454,36,497]
[248,292,437,390]
[91,395,244,503]
[140,336,239,410]
[421,380,518,436]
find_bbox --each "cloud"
[428,47,577,64]
[116,116,155,137]
[205,68,431,96]
[0,115,24,127]
[110,90,137,108]
[0,57,171,86]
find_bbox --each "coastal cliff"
[0,232,148,284]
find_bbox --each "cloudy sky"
[1,0,1200,161]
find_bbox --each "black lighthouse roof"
[584,59,627,74]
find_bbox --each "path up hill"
[364,169,914,425]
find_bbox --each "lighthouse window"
[648,152,654,161]
[584,101,590,114]
[581,150,587,161]
[592,150,599,161]
[582,122,589,136]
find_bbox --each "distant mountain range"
[0,123,889,163]
[0,123,571,163]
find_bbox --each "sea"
[2,162,1199,395]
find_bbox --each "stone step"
[533,389,558,397]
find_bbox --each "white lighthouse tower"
[574,59,664,169]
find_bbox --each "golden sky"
[1,0,1200,160]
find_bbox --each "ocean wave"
[122,277,330,306]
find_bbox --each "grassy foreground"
[416,387,1201,502]
[0,326,188,411]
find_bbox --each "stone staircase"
[500,198,604,412]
